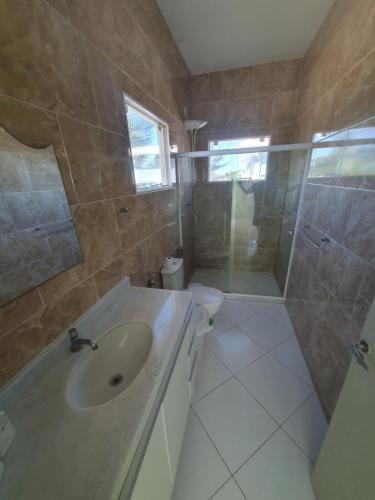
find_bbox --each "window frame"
[208,135,271,182]
[124,94,171,192]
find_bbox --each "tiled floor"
[190,268,282,297]
[172,299,327,500]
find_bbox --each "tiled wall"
[0,0,191,387]
[190,60,302,277]
[190,59,302,144]
[193,153,291,281]
[286,0,375,417]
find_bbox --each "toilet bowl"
[188,283,224,317]
[161,258,224,333]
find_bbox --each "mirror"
[0,127,82,306]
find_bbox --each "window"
[209,136,271,182]
[125,95,171,191]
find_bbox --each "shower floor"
[190,268,282,297]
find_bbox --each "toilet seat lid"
[188,285,224,307]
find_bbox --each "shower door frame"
[173,137,375,300]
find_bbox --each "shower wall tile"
[344,190,375,267]
[252,59,301,96]
[191,59,302,135]
[190,60,301,280]
[285,0,375,417]
[191,74,210,103]
[0,0,190,386]
[271,91,298,126]
[209,67,254,100]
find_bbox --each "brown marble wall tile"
[72,200,121,277]
[0,0,190,387]
[192,59,301,140]
[123,0,189,80]
[286,0,375,416]
[0,277,98,386]
[115,194,153,251]
[331,49,375,131]
[209,67,253,101]
[0,0,98,124]
[140,230,163,276]
[344,190,375,267]
[59,117,134,203]
[38,263,86,305]
[86,46,129,135]
[191,74,209,103]
[252,59,302,96]
[0,288,43,338]
[271,91,298,126]
[94,255,128,298]
[150,189,178,228]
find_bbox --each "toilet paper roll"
[164,257,175,270]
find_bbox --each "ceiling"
[157,0,334,75]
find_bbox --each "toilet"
[161,257,224,334]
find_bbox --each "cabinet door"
[131,411,172,500]
[162,332,191,482]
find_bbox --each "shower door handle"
[351,340,370,371]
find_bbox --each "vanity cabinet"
[130,410,173,500]
[162,325,191,482]
[129,311,196,500]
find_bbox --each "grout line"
[279,426,317,465]
[231,426,282,477]
[234,375,281,428]
[208,477,237,500]
[191,374,235,406]
[231,475,248,500]
[205,340,268,379]
[298,46,375,120]
[268,349,315,388]
[191,406,233,476]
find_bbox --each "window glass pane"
[127,106,165,190]
[209,137,270,181]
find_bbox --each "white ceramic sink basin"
[67,321,153,409]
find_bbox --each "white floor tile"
[237,354,314,423]
[206,313,233,340]
[193,378,277,472]
[220,300,260,325]
[260,303,295,331]
[283,393,328,462]
[207,327,265,374]
[271,336,314,386]
[192,346,232,403]
[235,430,315,500]
[211,479,245,500]
[238,313,292,350]
[172,410,230,500]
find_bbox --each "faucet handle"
[68,328,78,339]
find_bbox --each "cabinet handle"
[188,330,196,356]
[189,351,198,382]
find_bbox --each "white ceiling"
[157,0,334,75]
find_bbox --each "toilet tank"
[161,258,184,290]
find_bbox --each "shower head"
[184,119,208,131]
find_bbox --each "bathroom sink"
[67,321,153,409]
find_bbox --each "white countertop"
[0,279,193,500]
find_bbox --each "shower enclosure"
[174,120,374,299]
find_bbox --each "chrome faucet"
[68,328,98,352]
